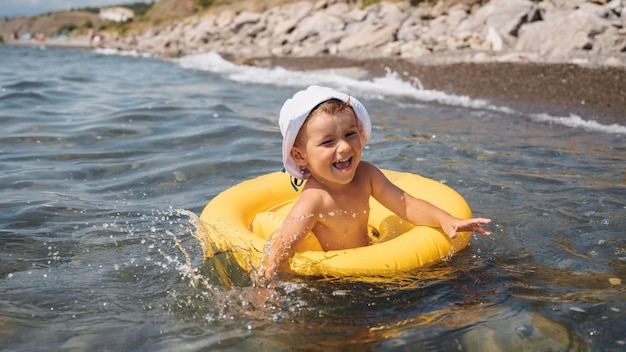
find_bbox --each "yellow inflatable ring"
[196,170,473,279]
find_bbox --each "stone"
[397,15,425,41]
[486,0,537,37]
[216,9,236,28]
[376,1,409,26]
[446,6,469,31]
[289,11,344,43]
[604,56,624,66]
[343,7,367,23]
[593,26,626,54]
[338,23,400,51]
[485,27,503,51]
[382,41,402,56]
[230,11,262,33]
[270,2,314,37]
[516,9,610,56]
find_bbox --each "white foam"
[94,48,152,57]
[175,52,626,135]
[531,113,626,134]
[175,52,494,110]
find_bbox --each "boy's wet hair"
[296,98,364,145]
[309,98,353,118]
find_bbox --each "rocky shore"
[5,0,626,124]
[130,0,626,66]
[129,0,626,123]
[133,0,626,124]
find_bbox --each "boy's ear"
[291,148,307,165]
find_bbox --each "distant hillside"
[0,11,101,39]
[0,0,296,40]
[141,0,197,25]
[139,0,297,25]
[0,2,156,40]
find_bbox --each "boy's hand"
[443,217,492,239]
[252,267,273,287]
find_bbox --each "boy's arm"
[258,192,319,281]
[368,164,491,238]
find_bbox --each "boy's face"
[292,108,363,185]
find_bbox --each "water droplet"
[569,306,586,313]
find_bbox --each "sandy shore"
[251,55,626,126]
[5,37,92,49]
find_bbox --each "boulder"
[515,8,610,56]
[215,9,236,28]
[592,26,626,54]
[400,40,431,58]
[230,11,262,33]
[455,0,538,43]
[289,11,344,43]
[270,1,314,38]
[338,23,400,51]
[375,1,409,26]
[397,14,425,41]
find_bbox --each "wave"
[94,48,152,58]
[174,52,625,135]
[530,113,626,135]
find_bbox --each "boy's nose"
[337,139,351,153]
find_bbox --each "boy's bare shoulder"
[293,181,329,209]
[356,161,385,180]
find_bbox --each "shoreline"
[5,38,625,126]
[249,55,626,126]
[3,0,626,127]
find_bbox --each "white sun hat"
[279,85,371,180]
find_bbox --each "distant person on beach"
[89,29,105,48]
[259,85,492,280]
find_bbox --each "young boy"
[260,85,491,280]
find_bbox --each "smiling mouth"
[333,157,352,171]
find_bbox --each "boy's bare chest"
[325,187,370,215]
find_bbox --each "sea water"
[1,45,624,351]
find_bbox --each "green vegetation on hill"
[70,2,156,16]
